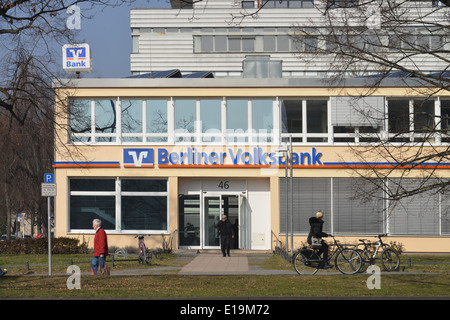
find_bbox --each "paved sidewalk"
[177,250,297,275]
[179,253,249,275]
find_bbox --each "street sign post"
[42,174,56,276]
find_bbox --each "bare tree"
[0,0,135,237]
[292,0,450,203]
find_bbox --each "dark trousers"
[220,235,231,256]
[319,241,329,264]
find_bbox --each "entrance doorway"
[179,193,247,249]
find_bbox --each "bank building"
[53,0,450,253]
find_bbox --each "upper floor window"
[68,96,450,146]
[281,99,329,143]
[263,0,314,8]
[326,0,359,8]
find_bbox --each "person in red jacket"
[91,219,108,275]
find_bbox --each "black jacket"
[307,217,328,244]
[217,219,234,237]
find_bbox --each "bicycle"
[135,235,152,264]
[355,234,400,272]
[293,235,362,275]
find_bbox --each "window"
[388,99,410,141]
[69,179,116,230]
[441,99,450,142]
[200,99,222,143]
[69,178,168,232]
[307,100,328,142]
[121,99,143,142]
[330,96,383,143]
[69,99,91,142]
[264,0,314,8]
[226,99,249,143]
[327,0,359,8]
[95,99,117,142]
[281,99,328,143]
[251,99,273,142]
[388,179,441,235]
[333,178,383,234]
[175,99,197,142]
[69,99,118,143]
[146,99,168,142]
[242,1,254,8]
[388,99,437,143]
[280,177,331,234]
[121,179,168,231]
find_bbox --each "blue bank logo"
[123,149,154,168]
[62,44,92,73]
[65,47,86,68]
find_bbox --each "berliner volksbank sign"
[123,147,323,167]
[62,43,92,73]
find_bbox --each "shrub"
[0,237,88,255]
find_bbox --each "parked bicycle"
[293,235,362,275]
[135,235,152,264]
[355,234,400,272]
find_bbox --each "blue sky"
[71,0,169,78]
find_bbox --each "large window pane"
[229,38,241,52]
[307,100,328,133]
[200,99,221,133]
[179,195,200,246]
[122,179,167,192]
[175,99,196,134]
[121,196,167,230]
[70,179,115,192]
[252,99,273,133]
[70,99,91,134]
[388,100,409,133]
[121,100,143,133]
[146,99,168,134]
[70,196,115,230]
[281,99,302,133]
[388,179,440,235]
[95,100,116,133]
[280,178,331,234]
[227,99,248,131]
[333,178,384,234]
[414,99,434,132]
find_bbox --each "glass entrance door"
[204,196,221,248]
[179,193,248,249]
[203,194,246,249]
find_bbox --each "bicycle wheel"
[335,249,362,275]
[381,248,400,271]
[293,251,319,275]
[356,249,371,273]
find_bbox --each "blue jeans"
[91,256,104,275]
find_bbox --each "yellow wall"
[53,84,450,253]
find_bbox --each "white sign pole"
[42,174,55,276]
[48,196,52,276]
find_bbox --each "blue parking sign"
[44,173,54,183]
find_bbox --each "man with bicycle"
[307,211,331,268]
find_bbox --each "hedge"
[0,237,89,255]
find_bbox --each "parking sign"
[44,173,54,183]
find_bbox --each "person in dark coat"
[307,211,330,267]
[217,215,234,257]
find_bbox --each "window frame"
[68,178,169,234]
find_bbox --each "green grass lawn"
[0,253,449,298]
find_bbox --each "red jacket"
[94,227,108,257]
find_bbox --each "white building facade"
[130,0,449,77]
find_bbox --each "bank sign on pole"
[62,43,92,74]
